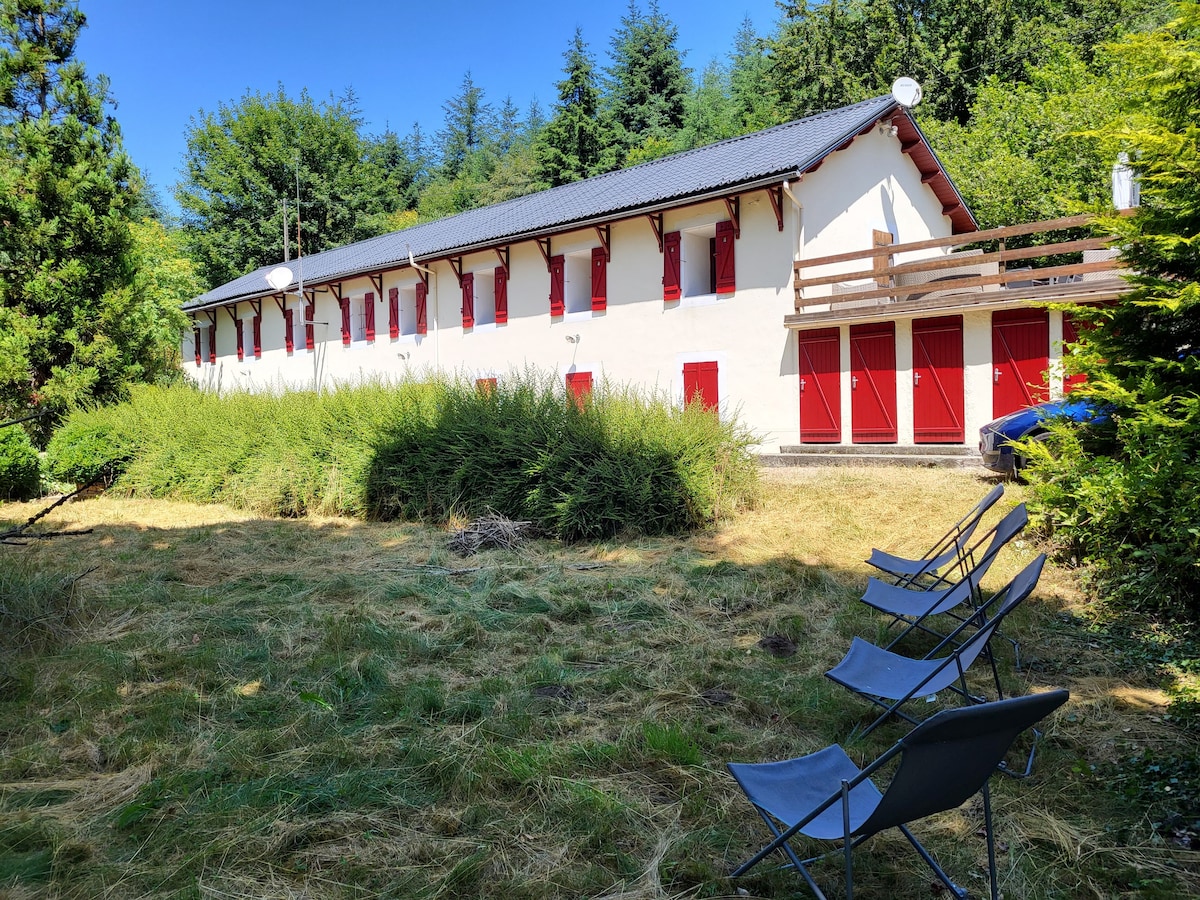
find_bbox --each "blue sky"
[75,0,785,212]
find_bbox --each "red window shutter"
[495,266,508,324]
[236,319,245,361]
[566,371,592,406]
[683,361,719,411]
[461,273,475,328]
[663,231,681,301]
[715,220,736,294]
[364,292,376,342]
[283,309,294,354]
[476,377,497,395]
[388,288,399,339]
[252,315,262,358]
[339,297,351,346]
[416,281,428,335]
[549,255,565,316]
[193,327,202,366]
[591,247,607,311]
[305,302,315,351]
[208,324,217,364]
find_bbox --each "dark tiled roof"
[186,94,931,310]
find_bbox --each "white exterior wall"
[184,128,974,452]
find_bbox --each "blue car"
[979,397,1105,474]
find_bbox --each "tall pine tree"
[0,0,182,438]
[535,28,617,187]
[605,0,691,161]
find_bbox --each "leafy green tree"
[0,0,173,440]
[176,87,392,289]
[921,45,1123,227]
[1023,2,1200,620]
[605,0,692,160]
[535,28,618,187]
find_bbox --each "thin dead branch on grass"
[1,481,96,545]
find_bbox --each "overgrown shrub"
[1023,396,1200,620]
[46,376,759,539]
[45,408,137,486]
[368,376,758,539]
[0,426,41,499]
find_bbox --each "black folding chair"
[727,690,1069,900]
[861,503,1029,660]
[829,554,1046,742]
[866,483,1004,581]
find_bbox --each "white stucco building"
[182,95,1127,454]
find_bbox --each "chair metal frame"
[727,690,1070,900]
[828,554,1046,739]
[866,484,1004,582]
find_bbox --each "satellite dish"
[891,77,922,109]
[265,265,295,291]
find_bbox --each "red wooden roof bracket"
[447,257,464,287]
[647,213,664,252]
[536,237,553,271]
[767,185,784,232]
[494,246,510,270]
[594,224,611,262]
[724,196,741,239]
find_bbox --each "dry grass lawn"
[1,466,1197,899]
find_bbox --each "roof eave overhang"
[184,98,930,314]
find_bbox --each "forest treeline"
[175,0,1171,288]
[0,0,1172,426]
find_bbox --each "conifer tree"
[0,0,183,438]
[535,28,617,187]
[605,0,691,160]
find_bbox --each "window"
[460,273,475,329]
[495,266,508,324]
[549,255,565,316]
[666,220,736,301]
[564,251,591,314]
[237,315,260,361]
[472,271,496,326]
[476,377,497,395]
[350,294,373,343]
[416,281,428,334]
[566,371,592,406]
[283,308,294,354]
[591,247,607,311]
[192,326,203,366]
[683,361,718,411]
[289,299,306,352]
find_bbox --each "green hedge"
[45,377,759,539]
[0,426,42,500]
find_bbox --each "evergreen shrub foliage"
[0,426,41,499]
[44,377,758,538]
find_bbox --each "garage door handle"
[993,368,1002,383]
[799,378,806,392]
[913,372,921,386]
[851,376,858,390]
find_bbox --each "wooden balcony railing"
[793,214,1131,315]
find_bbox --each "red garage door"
[912,316,965,443]
[851,322,897,444]
[992,309,1049,418]
[798,328,841,443]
